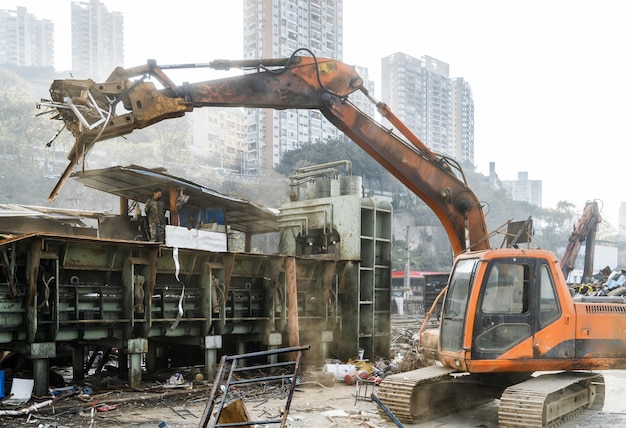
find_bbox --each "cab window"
[482,263,529,314]
[539,264,560,326]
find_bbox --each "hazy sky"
[5,0,626,225]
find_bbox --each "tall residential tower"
[381,52,475,166]
[0,6,54,68]
[71,0,124,81]
[242,0,344,175]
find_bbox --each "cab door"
[471,258,535,359]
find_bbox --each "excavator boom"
[40,51,490,254]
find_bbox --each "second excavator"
[39,48,626,427]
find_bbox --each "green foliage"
[532,201,578,258]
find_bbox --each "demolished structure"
[0,164,392,396]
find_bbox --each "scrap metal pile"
[571,268,626,297]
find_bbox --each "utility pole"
[403,226,410,299]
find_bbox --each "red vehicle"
[391,270,448,316]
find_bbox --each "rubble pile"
[571,268,626,297]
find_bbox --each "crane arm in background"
[560,200,602,282]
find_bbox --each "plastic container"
[322,363,356,381]
[0,370,4,398]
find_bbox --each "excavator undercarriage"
[376,367,604,427]
[499,372,605,427]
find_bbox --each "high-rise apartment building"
[0,6,54,68]
[242,0,344,175]
[451,77,474,165]
[351,65,376,119]
[381,52,474,165]
[191,108,244,172]
[501,171,542,208]
[71,0,124,81]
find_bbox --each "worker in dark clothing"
[145,188,166,242]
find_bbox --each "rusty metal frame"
[198,345,310,428]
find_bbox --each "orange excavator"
[39,49,626,427]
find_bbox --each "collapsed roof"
[70,165,279,235]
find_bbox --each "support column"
[285,257,300,362]
[204,335,222,379]
[72,344,85,381]
[145,342,157,372]
[29,343,56,397]
[126,339,147,389]
[320,331,334,362]
[264,332,283,365]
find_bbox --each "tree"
[533,201,577,257]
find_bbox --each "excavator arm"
[39,50,490,254]
[560,200,602,281]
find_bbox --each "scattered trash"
[0,399,52,416]
[323,362,356,381]
[166,373,184,385]
[321,409,349,418]
[2,378,34,406]
[163,372,192,389]
[170,406,196,419]
[344,369,369,385]
[96,404,117,412]
[50,385,79,396]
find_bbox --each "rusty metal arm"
[41,50,489,252]
[559,200,602,280]
[317,92,489,254]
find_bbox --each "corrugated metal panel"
[71,165,279,234]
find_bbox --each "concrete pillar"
[118,352,128,379]
[72,345,85,381]
[29,343,56,396]
[126,338,148,389]
[204,335,222,379]
[264,332,283,365]
[320,331,334,362]
[32,358,49,397]
[145,342,157,372]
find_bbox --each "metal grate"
[584,304,626,315]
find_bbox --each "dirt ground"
[2,369,626,428]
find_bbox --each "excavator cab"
[427,249,570,372]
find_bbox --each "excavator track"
[376,365,515,423]
[498,372,605,428]
[376,365,456,422]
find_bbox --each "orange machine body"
[421,248,626,373]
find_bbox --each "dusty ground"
[2,370,626,428]
[2,318,626,427]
